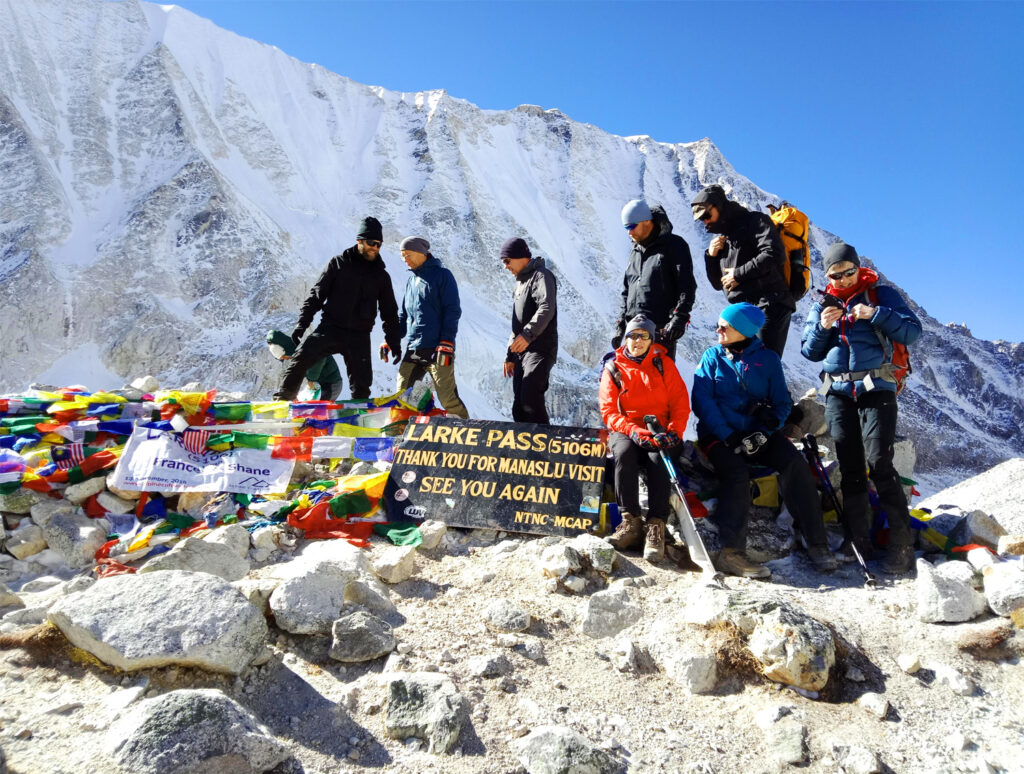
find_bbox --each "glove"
[611,335,623,349]
[752,403,781,431]
[434,340,455,367]
[611,320,625,350]
[660,315,689,342]
[725,431,746,454]
[629,428,659,451]
[379,341,401,364]
[290,327,304,346]
[737,431,769,456]
[654,430,681,449]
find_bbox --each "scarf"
[827,267,879,303]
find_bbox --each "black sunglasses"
[827,267,858,281]
[360,239,382,248]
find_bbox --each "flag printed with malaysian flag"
[182,429,212,455]
[52,443,86,470]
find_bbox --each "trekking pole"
[800,434,876,587]
[644,416,725,587]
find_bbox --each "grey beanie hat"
[823,242,860,272]
[624,314,657,337]
[400,236,430,254]
[621,199,653,226]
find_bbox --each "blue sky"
[169,0,1022,342]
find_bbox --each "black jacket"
[295,246,401,348]
[617,205,697,332]
[508,257,558,358]
[703,199,794,310]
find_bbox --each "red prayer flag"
[271,435,313,461]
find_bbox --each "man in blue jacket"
[386,236,470,418]
[801,242,922,574]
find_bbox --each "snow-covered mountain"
[2,0,1021,486]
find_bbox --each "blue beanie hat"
[720,303,765,338]
[621,199,653,226]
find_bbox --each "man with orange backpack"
[800,242,922,574]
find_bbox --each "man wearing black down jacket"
[273,216,402,401]
[501,237,558,425]
[692,184,795,356]
[613,199,696,360]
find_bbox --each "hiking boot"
[881,545,915,575]
[717,547,771,579]
[837,538,874,563]
[643,519,666,563]
[807,545,838,572]
[606,511,643,550]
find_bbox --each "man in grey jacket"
[501,238,557,425]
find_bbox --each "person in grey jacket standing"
[501,238,558,425]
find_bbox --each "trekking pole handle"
[644,415,665,435]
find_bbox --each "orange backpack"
[769,204,811,300]
[867,285,912,394]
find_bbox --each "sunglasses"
[827,267,858,281]
[360,239,382,248]
[624,223,638,231]
[500,257,512,265]
[625,331,652,341]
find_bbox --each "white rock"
[580,588,641,639]
[981,561,1024,616]
[96,490,135,515]
[0,489,42,514]
[230,578,280,616]
[569,533,618,575]
[29,498,76,528]
[105,472,142,501]
[997,534,1024,557]
[140,536,250,582]
[373,546,417,584]
[203,524,251,559]
[682,583,732,626]
[484,600,532,633]
[755,705,793,730]
[5,523,47,560]
[0,582,24,608]
[539,543,582,580]
[746,602,836,692]
[966,547,996,571]
[832,743,882,774]
[383,672,469,754]
[250,525,280,550]
[48,570,267,674]
[655,642,717,694]
[130,375,159,393]
[897,653,921,674]
[63,476,108,505]
[930,662,975,696]
[916,558,987,623]
[417,520,447,550]
[512,725,624,774]
[563,575,586,594]
[27,548,70,571]
[0,554,30,582]
[856,692,890,719]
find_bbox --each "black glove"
[724,431,745,454]
[661,314,689,342]
[752,403,781,432]
[290,328,304,346]
[737,431,769,456]
[611,320,625,350]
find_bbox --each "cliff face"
[2,0,1021,484]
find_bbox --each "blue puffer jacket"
[800,282,921,397]
[399,255,462,351]
[692,338,792,443]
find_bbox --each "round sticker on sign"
[402,471,416,484]
[394,488,409,502]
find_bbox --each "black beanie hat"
[500,237,531,260]
[357,216,383,242]
[823,242,860,272]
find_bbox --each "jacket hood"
[516,256,547,280]
[649,204,674,240]
[410,253,441,273]
[703,199,748,235]
[266,329,296,357]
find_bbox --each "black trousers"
[704,431,827,550]
[608,431,670,522]
[759,302,793,357]
[512,351,555,425]
[825,389,912,548]
[274,327,372,401]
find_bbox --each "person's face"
[698,205,720,230]
[624,329,653,357]
[401,249,428,270]
[502,256,530,276]
[826,260,859,290]
[716,319,745,345]
[357,238,382,260]
[625,219,654,243]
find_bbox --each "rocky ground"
[1,488,1022,774]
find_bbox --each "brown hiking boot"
[807,545,838,572]
[643,519,666,563]
[606,511,643,550]
[881,545,915,575]
[717,547,771,579]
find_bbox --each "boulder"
[745,601,835,692]
[328,609,396,662]
[0,489,42,514]
[231,578,280,616]
[512,725,625,774]
[484,599,532,633]
[62,476,107,505]
[373,545,417,584]
[981,561,1024,616]
[130,375,159,393]
[831,743,882,774]
[5,523,47,560]
[467,653,513,679]
[42,512,108,568]
[539,544,582,580]
[967,547,996,572]
[0,582,23,609]
[175,491,219,518]
[383,672,469,753]
[48,570,267,674]
[29,498,76,527]
[95,490,135,515]
[418,519,447,550]
[916,558,987,623]
[769,721,807,765]
[139,536,250,582]
[998,535,1024,557]
[580,587,641,639]
[649,640,717,695]
[569,533,617,576]
[202,524,251,559]
[105,688,289,774]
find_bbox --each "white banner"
[109,427,295,494]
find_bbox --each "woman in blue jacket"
[693,303,835,578]
[801,242,922,574]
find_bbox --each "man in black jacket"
[501,237,557,425]
[613,199,696,360]
[273,216,402,401]
[692,185,795,356]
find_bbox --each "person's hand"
[721,267,738,292]
[611,334,623,350]
[434,340,455,367]
[738,431,769,456]
[725,431,745,454]
[378,343,391,362]
[654,431,680,449]
[509,334,529,354]
[503,360,514,378]
[850,303,876,321]
[820,306,844,329]
[708,235,727,257]
[661,315,688,342]
[629,428,658,450]
[290,328,304,346]
[386,339,402,364]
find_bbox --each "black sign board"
[384,417,608,536]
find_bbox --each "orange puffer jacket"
[598,343,690,437]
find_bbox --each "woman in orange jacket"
[599,314,690,562]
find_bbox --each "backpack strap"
[866,285,894,366]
